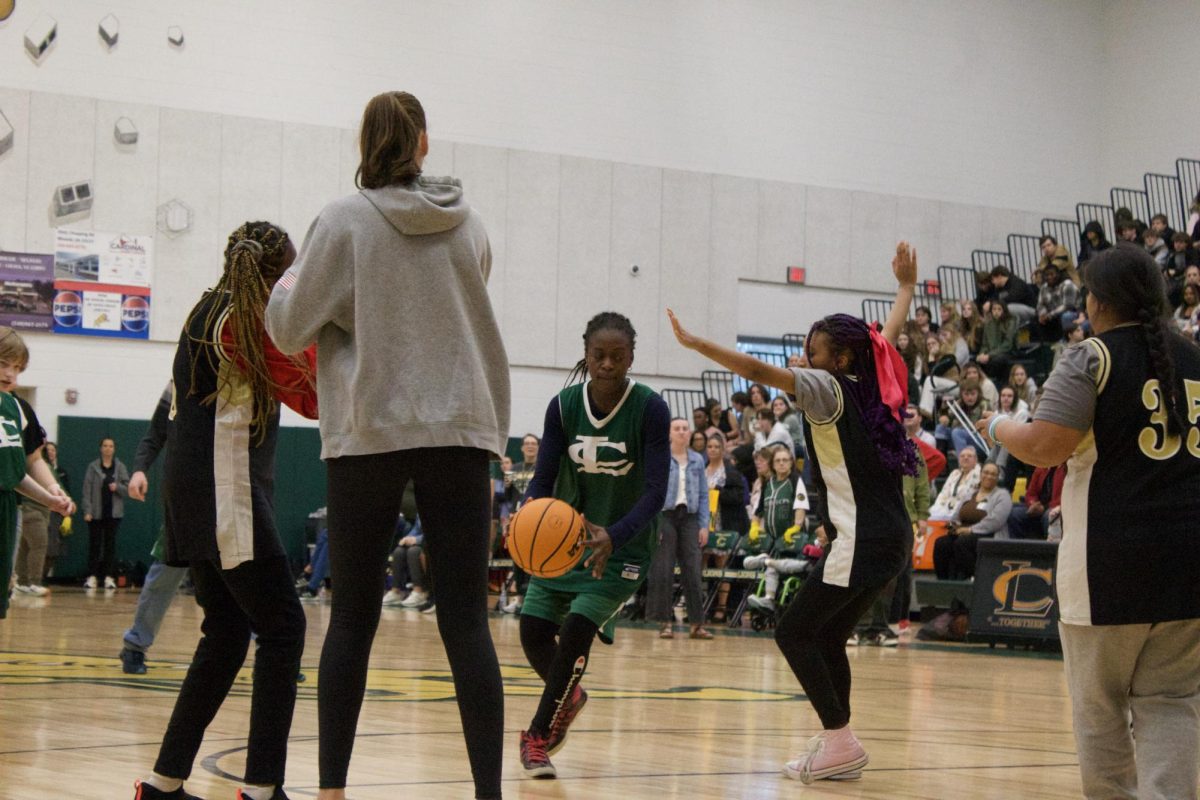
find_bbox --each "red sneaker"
[546,685,589,755]
[519,730,557,779]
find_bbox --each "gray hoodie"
[265,176,510,459]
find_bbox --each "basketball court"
[1,590,1082,798]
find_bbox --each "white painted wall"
[1099,0,1200,194]
[0,0,1106,211]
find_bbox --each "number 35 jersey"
[1037,324,1200,626]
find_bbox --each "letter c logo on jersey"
[568,435,634,476]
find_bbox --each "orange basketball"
[508,497,586,578]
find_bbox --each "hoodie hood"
[1083,220,1110,246]
[360,176,470,236]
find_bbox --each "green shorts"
[521,551,651,644]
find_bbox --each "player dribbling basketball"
[516,311,670,779]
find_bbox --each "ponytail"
[356,91,426,189]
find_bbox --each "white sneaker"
[847,632,862,647]
[27,585,49,597]
[381,590,406,607]
[421,602,437,614]
[104,576,117,590]
[746,594,775,612]
[84,576,98,589]
[742,554,769,570]
[401,590,429,608]
[501,599,522,614]
[15,585,33,594]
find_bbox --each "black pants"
[390,543,427,591]
[320,447,503,799]
[87,517,120,578]
[774,563,891,730]
[933,532,982,580]
[154,555,305,786]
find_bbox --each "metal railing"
[661,388,707,421]
[701,370,735,409]
[1007,234,1042,283]
[971,250,1009,278]
[782,333,805,358]
[1178,159,1200,232]
[936,265,977,303]
[1144,173,1185,232]
[1076,202,1116,246]
[1110,187,1150,225]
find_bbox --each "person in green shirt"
[977,300,1020,382]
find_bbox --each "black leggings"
[87,517,120,578]
[774,564,891,730]
[319,447,502,799]
[520,613,598,735]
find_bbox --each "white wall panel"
[609,163,662,383]
[657,169,712,377]
[92,101,159,235]
[25,93,96,254]
[896,197,942,281]
[0,88,31,252]
[454,143,509,332]
[756,181,805,284]
[938,202,985,268]
[337,128,359,199]
[980,207,1024,253]
[849,191,898,294]
[154,109,223,342]
[280,123,340,248]
[218,116,282,236]
[802,185,852,287]
[554,157,612,369]
[503,150,559,366]
[710,175,759,346]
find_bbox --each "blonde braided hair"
[187,221,312,444]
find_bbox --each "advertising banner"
[0,251,55,331]
[52,228,153,339]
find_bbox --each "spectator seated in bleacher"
[981,265,1037,323]
[1173,283,1200,338]
[939,301,961,335]
[989,385,1030,485]
[727,391,750,448]
[928,447,981,522]
[740,445,811,613]
[935,378,989,459]
[1116,217,1145,245]
[914,304,937,336]
[1007,463,1066,541]
[932,462,1012,581]
[1034,263,1080,342]
[976,300,1020,381]
[706,396,739,446]
[1144,226,1170,268]
[1007,362,1038,408]
[1037,235,1080,284]
[960,362,997,408]
[382,515,430,608]
[771,395,807,462]
[938,323,970,368]
[1150,212,1176,245]
[1078,219,1112,268]
[689,430,708,454]
[753,407,792,451]
[903,401,936,451]
[1164,234,1200,306]
[918,331,960,419]
[958,299,983,356]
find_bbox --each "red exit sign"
[787,266,806,285]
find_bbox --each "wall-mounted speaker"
[114,117,138,145]
[99,14,119,48]
[54,181,94,218]
[167,26,184,47]
[24,14,56,61]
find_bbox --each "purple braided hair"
[807,314,919,476]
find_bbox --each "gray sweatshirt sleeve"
[1033,341,1101,431]
[970,488,1013,535]
[265,212,355,355]
[790,368,843,423]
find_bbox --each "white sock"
[240,785,276,800]
[146,773,183,792]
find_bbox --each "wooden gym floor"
[0,589,1084,799]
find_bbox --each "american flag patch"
[278,269,298,291]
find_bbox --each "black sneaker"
[133,779,204,799]
[120,648,147,675]
[235,789,289,800]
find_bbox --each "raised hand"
[666,308,700,351]
[893,241,918,288]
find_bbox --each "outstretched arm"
[881,241,918,345]
[667,310,794,396]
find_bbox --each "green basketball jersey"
[553,379,659,563]
[0,392,30,620]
